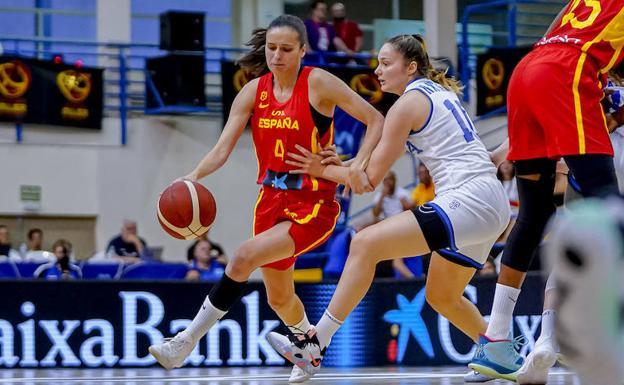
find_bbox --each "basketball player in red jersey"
[148,14,383,381]
[471,2,624,384]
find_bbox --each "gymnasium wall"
[0,117,416,261]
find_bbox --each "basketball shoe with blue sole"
[545,197,624,385]
[468,334,525,382]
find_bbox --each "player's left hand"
[348,167,373,194]
[286,145,325,177]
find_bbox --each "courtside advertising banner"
[0,276,544,368]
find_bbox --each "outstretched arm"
[186,79,257,180]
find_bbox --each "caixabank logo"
[382,285,543,365]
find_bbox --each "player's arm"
[310,69,384,184]
[490,138,509,168]
[364,91,426,188]
[186,79,257,181]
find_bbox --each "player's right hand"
[348,167,373,194]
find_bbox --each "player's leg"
[516,272,558,384]
[149,221,297,369]
[262,266,314,383]
[485,158,557,340]
[268,210,432,375]
[425,252,484,341]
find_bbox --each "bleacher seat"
[120,262,188,280]
[0,261,20,278]
[80,262,123,279]
[16,262,47,278]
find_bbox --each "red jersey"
[251,66,336,192]
[536,1,624,73]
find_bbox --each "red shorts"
[507,45,613,161]
[253,186,340,270]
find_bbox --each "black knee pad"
[502,159,557,272]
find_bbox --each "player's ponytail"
[388,34,463,95]
[237,28,269,77]
[238,15,308,77]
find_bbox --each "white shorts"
[426,175,510,268]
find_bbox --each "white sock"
[316,310,343,348]
[485,283,521,340]
[537,309,557,346]
[288,313,312,334]
[185,296,226,342]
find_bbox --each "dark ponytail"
[388,34,463,94]
[237,14,308,77]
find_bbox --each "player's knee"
[266,290,294,313]
[425,285,460,313]
[349,231,378,263]
[228,242,257,278]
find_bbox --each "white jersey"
[404,78,496,194]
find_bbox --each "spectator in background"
[411,163,435,207]
[186,231,227,264]
[185,239,227,281]
[331,2,363,53]
[20,228,44,257]
[304,0,353,58]
[106,220,152,264]
[372,171,412,220]
[371,172,419,278]
[0,225,21,260]
[496,161,518,244]
[35,239,81,280]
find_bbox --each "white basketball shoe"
[148,330,195,370]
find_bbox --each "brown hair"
[237,14,307,77]
[387,34,463,94]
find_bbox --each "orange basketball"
[157,180,217,240]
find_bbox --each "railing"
[0,36,378,145]
[459,0,564,102]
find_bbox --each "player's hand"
[348,167,373,194]
[319,144,343,166]
[286,145,325,177]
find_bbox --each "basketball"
[157,180,217,240]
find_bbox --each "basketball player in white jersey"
[266,34,519,379]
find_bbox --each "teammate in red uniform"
[470,2,624,383]
[148,15,384,381]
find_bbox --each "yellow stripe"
[572,52,588,154]
[311,127,320,191]
[572,7,624,154]
[294,200,341,257]
[290,201,322,225]
[251,189,265,237]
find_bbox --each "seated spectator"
[331,2,363,53]
[411,164,435,207]
[185,239,227,281]
[106,220,152,264]
[186,231,227,264]
[21,228,47,260]
[35,240,81,280]
[304,0,353,61]
[0,225,21,261]
[372,171,412,220]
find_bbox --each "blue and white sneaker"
[463,370,494,383]
[468,334,525,382]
